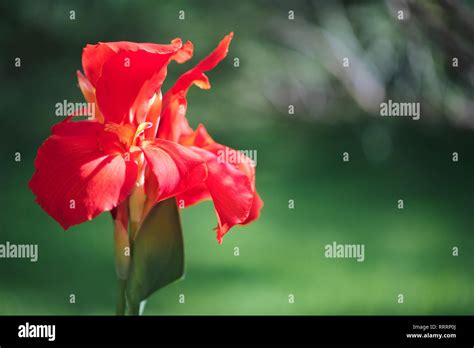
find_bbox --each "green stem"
[126,299,147,316]
[116,279,127,315]
[113,200,130,316]
[126,301,140,316]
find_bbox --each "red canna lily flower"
[30,33,262,243]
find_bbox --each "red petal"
[82,43,115,87]
[170,40,194,64]
[141,139,207,204]
[95,49,173,125]
[176,183,211,207]
[242,192,263,225]
[157,93,194,142]
[29,121,137,229]
[188,146,253,243]
[86,39,192,125]
[128,64,169,125]
[82,40,191,87]
[158,33,233,142]
[178,124,262,242]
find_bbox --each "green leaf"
[126,198,184,313]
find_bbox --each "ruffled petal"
[188,146,253,243]
[82,43,116,87]
[158,33,233,142]
[178,124,262,242]
[170,40,193,64]
[86,39,193,125]
[141,139,207,204]
[29,121,138,229]
[82,40,191,87]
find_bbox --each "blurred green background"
[0,0,473,315]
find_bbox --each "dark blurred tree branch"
[263,0,474,127]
